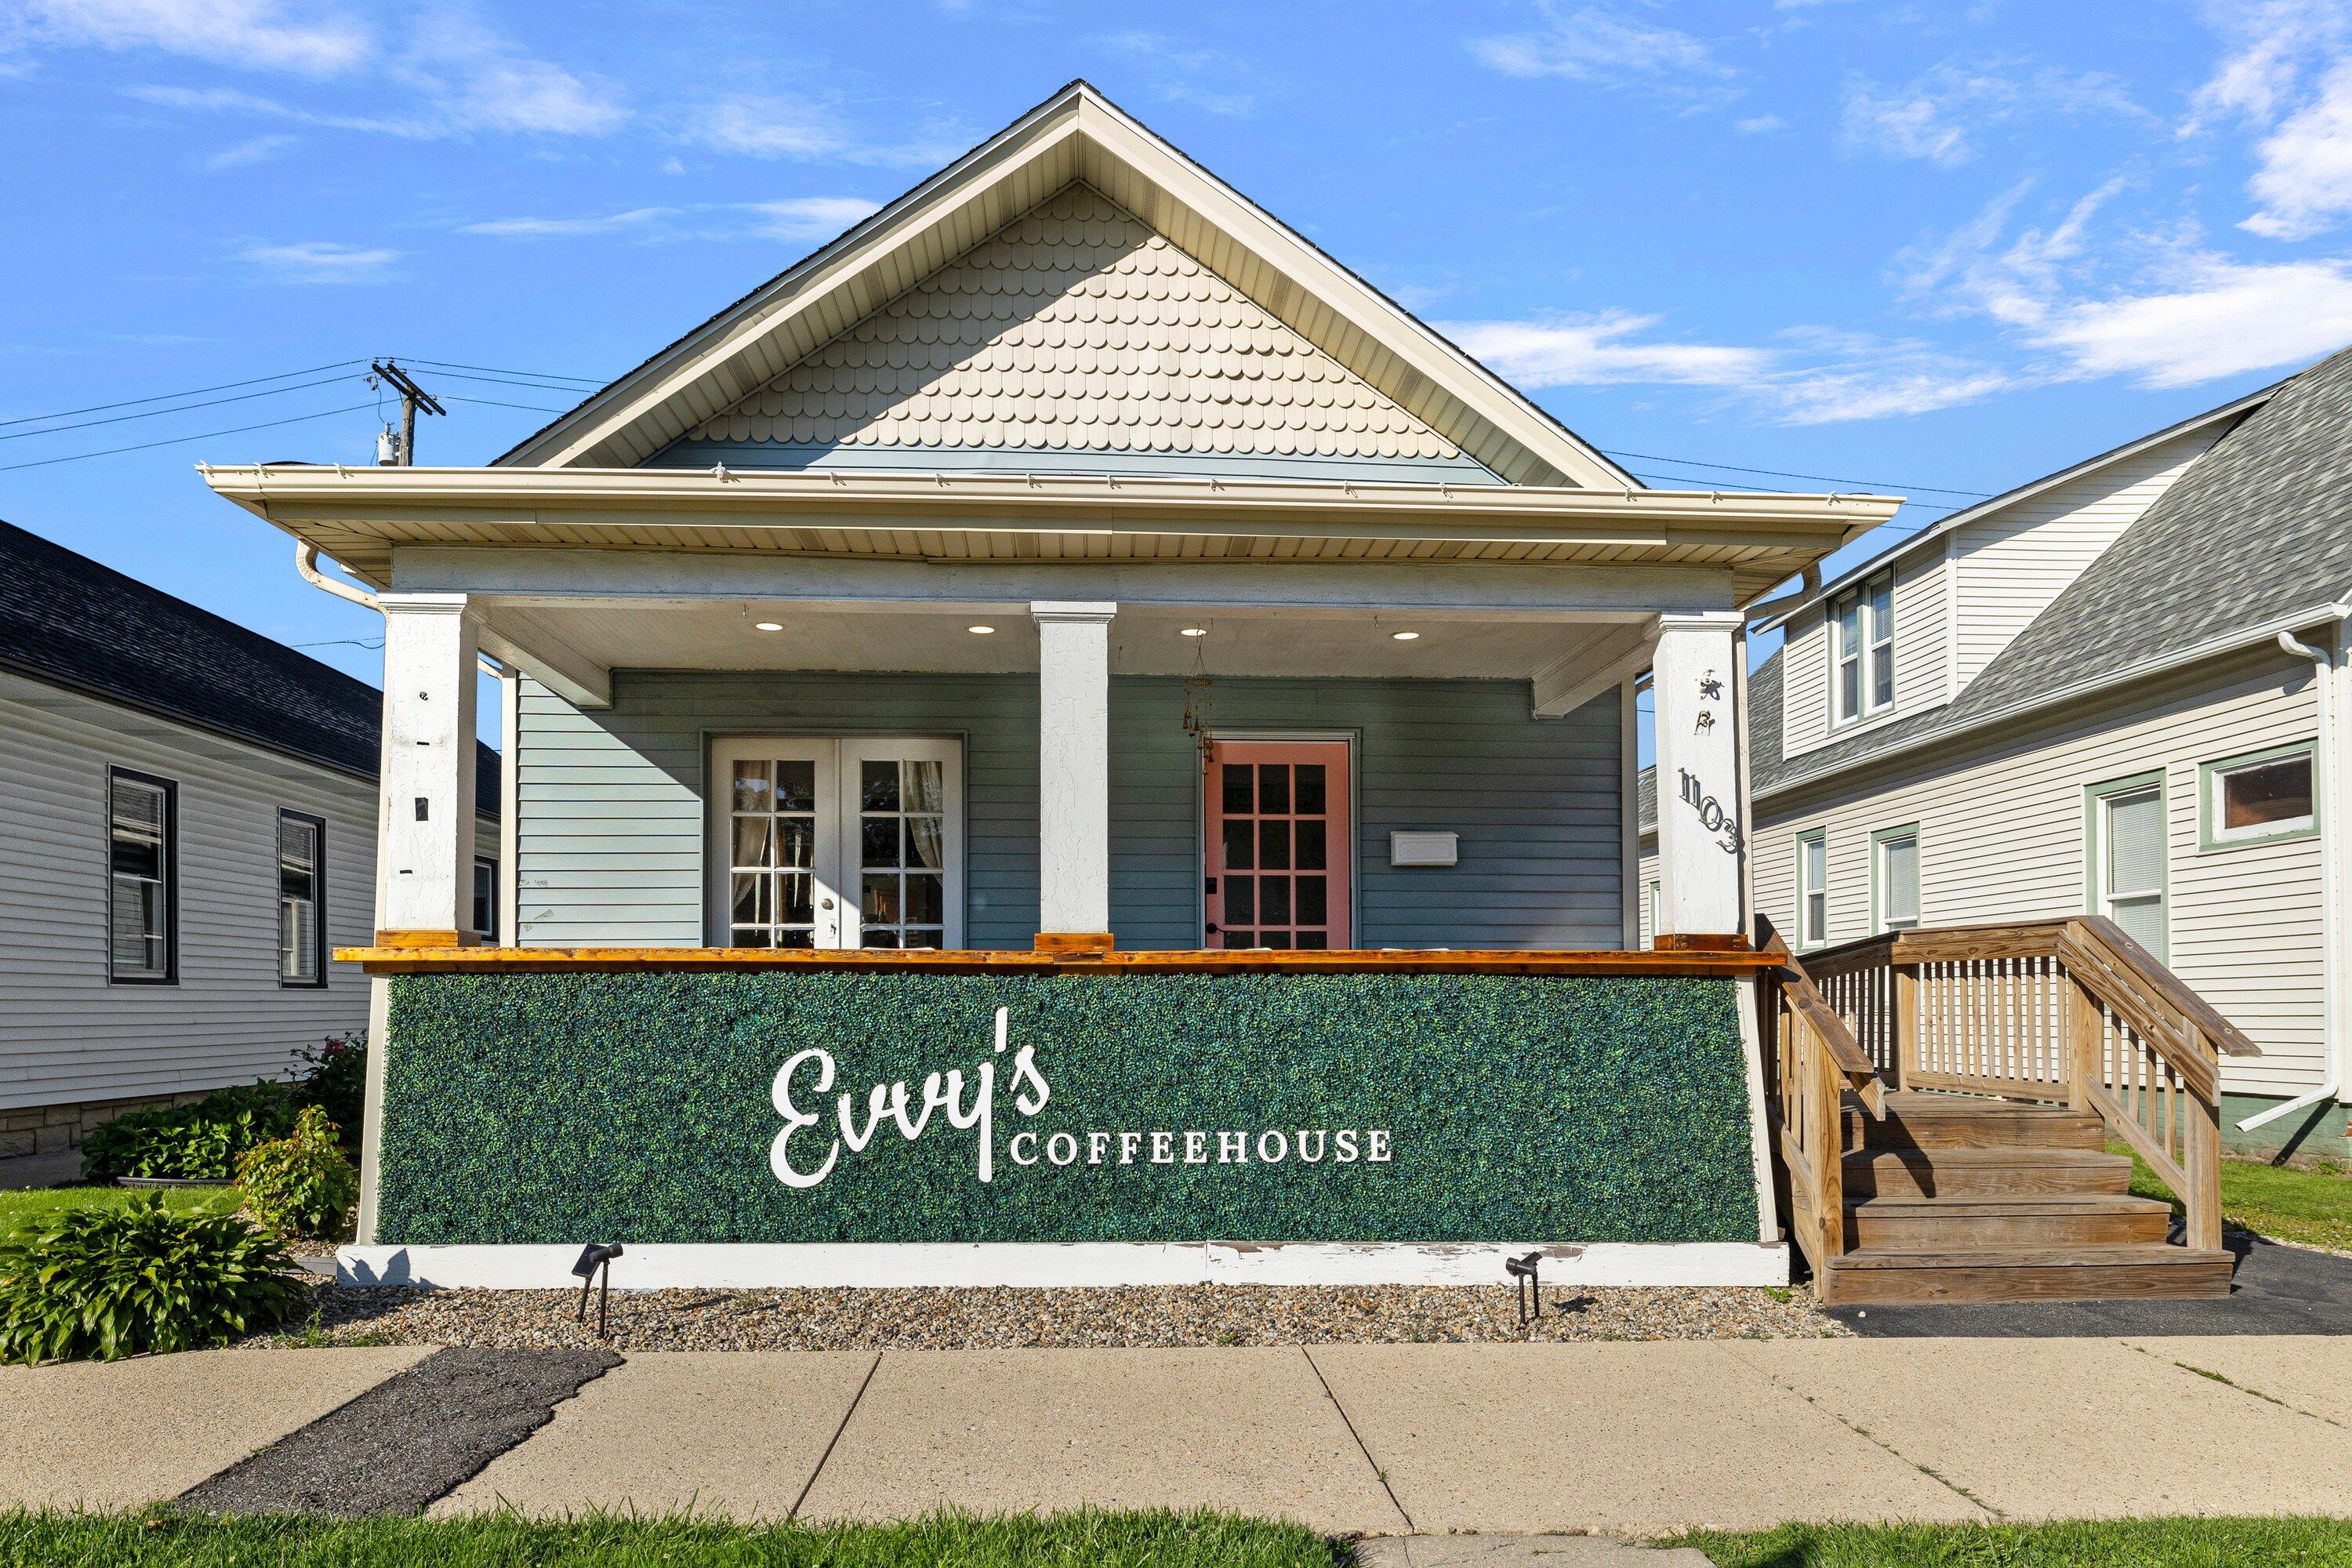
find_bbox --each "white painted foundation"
[336,1240,1788,1290]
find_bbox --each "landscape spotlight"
[572,1243,624,1338]
[1504,1250,1543,1325]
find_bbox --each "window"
[107,768,176,984]
[2088,772,2167,960]
[276,811,325,985]
[472,857,499,942]
[2202,743,2318,849]
[1831,572,1896,724]
[1872,826,1919,933]
[1797,830,1828,948]
[1646,879,1660,947]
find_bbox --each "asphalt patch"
[1828,1233,2352,1338]
[177,1347,620,1517]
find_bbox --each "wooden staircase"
[1758,916,2259,1307]
[1821,1091,2232,1305]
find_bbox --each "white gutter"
[2240,605,2352,1133]
[295,540,379,611]
[296,540,506,679]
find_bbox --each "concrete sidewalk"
[5,1337,2351,1534]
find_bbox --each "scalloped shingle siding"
[689,186,1466,460]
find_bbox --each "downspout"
[2238,604,2352,1133]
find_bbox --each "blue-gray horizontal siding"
[516,672,1624,949]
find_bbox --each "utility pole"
[369,361,446,466]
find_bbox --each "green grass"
[0,1510,1338,1567]
[0,1185,238,1236]
[2116,1142,2352,1252]
[1684,1515,2352,1566]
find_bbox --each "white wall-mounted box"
[1389,830,1458,867]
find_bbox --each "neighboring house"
[0,521,500,1167]
[1642,346,2352,1156]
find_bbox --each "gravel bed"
[291,1282,1847,1351]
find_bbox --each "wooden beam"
[476,613,612,710]
[1531,619,1660,718]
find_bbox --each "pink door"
[1204,740,1352,949]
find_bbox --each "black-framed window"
[472,856,499,942]
[278,811,325,986]
[107,768,176,984]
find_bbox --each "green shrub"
[289,1033,367,1144]
[79,1082,296,1183]
[235,1105,359,1239]
[0,1196,310,1364]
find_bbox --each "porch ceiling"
[484,599,1645,684]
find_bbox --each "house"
[1641,346,2352,1161]
[198,81,2250,1302]
[0,521,501,1173]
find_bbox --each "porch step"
[1845,1194,2174,1250]
[1819,1245,2234,1306]
[1844,1093,2105,1152]
[1842,1146,2132,1200]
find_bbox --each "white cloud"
[1436,310,2010,424]
[19,0,370,75]
[241,240,398,283]
[2030,255,2352,385]
[1099,31,1265,118]
[201,130,293,167]
[2186,0,2349,132]
[1468,2,1732,100]
[686,95,847,158]
[747,195,882,241]
[1842,63,2150,166]
[1733,114,1786,134]
[462,206,676,238]
[2242,58,2352,238]
[1896,179,2124,326]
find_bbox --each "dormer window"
[1832,571,1895,724]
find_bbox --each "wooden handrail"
[1778,915,2255,1258]
[1756,918,1887,1118]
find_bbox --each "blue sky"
[6,0,2352,722]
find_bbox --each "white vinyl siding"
[1748,647,2325,1097]
[1948,425,2218,691]
[0,670,499,1113]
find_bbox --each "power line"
[411,368,594,395]
[402,358,605,386]
[0,401,377,474]
[1625,466,1966,517]
[0,359,369,432]
[444,394,569,414]
[0,372,363,443]
[1604,448,1991,499]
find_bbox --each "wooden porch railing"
[1754,916,1889,1278]
[1795,917,2262,1251]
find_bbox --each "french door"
[1203,739,1352,949]
[711,737,963,949]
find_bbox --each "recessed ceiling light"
[753,622,783,632]
[1391,630,1421,641]
[1180,626,1209,637]
[967,624,996,634]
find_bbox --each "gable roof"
[496,81,1634,489]
[1737,342,2352,805]
[0,520,499,812]
[651,183,1495,483]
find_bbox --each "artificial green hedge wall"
[375,971,1759,1245]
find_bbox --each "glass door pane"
[714,739,840,949]
[1204,740,1351,949]
[838,739,961,950]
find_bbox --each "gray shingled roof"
[1637,344,2352,826]
[1,520,499,813]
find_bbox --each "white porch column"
[1032,601,1117,948]
[376,593,479,942]
[1651,611,1747,946]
